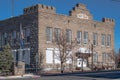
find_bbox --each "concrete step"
[83,67,91,71]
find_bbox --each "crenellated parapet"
[69,3,93,20]
[102,18,115,23]
[23,4,56,14]
[102,18,115,26]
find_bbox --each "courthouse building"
[0,3,115,71]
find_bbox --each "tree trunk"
[61,62,64,73]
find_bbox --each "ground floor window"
[12,48,30,65]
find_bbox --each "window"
[46,27,52,42]
[17,32,20,44]
[46,49,53,64]
[107,35,111,46]
[93,52,98,63]
[12,50,17,62]
[77,31,82,44]
[4,32,7,45]
[84,32,88,44]
[9,32,12,45]
[26,28,30,43]
[66,29,72,43]
[101,34,106,46]
[23,48,30,64]
[1,33,4,46]
[12,31,17,44]
[108,53,112,62]
[102,52,106,62]
[0,33,1,47]
[54,28,61,42]
[93,33,98,46]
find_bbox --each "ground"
[4,70,120,80]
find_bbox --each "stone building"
[0,3,115,72]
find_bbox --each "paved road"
[6,76,109,80]
[76,70,120,79]
[6,70,120,80]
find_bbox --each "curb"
[0,74,40,79]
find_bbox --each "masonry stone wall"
[37,3,115,70]
[0,3,115,71]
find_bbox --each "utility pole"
[11,0,14,17]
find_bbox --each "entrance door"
[77,58,87,67]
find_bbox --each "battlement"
[69,3,87,15]
[75,3,87,10]
[102,18,115,23]
[69,3,93,20]
[23,4,56,14]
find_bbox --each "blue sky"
[0,0,120,52]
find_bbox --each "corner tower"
[23,4,56,14]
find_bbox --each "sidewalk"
[0,74,40,79]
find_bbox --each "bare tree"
[39,51,44,70]
[108,49,119,69]
[36,50,44,73]
[54,30,77,73]
[115,49,120,68]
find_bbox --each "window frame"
[84,31,88,44]
[107,34,111,47]
[46,27,53,43]
[101,34,106,46]
[93,52,98,63]
[93,33,98,46]
[54,28,61,42]
[66,29,72,43]
[77,31,82,44]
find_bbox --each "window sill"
[93,45,97,47]
[46,41,52,44]
[106,46,110,48]
[77,43,82,45]
[101,45,105,47]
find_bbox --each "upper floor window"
[46,27,52,42]
[107,35,111,46]
[4,32,7,45]
[93,33,98,46]
[17,32,20,42]
[54,28,61,42]
[12,31,17,44]
[84,32,88,44]
[101,34,106,46]
[26,28,30,43]
[0,33,1,47]
[13,31,17,39]
[66,29,72,43]
[4,32,7,38]
[1,33,4,46]
[77,31,82,44]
